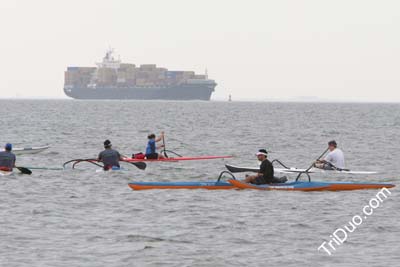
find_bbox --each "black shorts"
[145,153,159,159]
[252,176,286,185]
[252,177,268,185]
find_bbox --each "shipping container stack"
[66,59,210,89]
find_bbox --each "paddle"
[124,160,146,170]
[305,147,329,172]
[15,166,32,175]
[295,147,329,181]
[120,157,147,170]
[162,134,168,158]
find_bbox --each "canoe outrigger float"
[1,145,50,155]
[128,170,395,191]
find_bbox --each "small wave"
[118,234,191,244]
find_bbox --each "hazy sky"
[1,0,399,101]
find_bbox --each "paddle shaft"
[162,135,168,158]
[305,147,329,173]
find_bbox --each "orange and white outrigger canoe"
[227,179,395,191]
[128,179,395,191]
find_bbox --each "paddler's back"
[98,149,121,167]
[0,151,16,168]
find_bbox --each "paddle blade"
[16,167,32,175]
[129,162,147,170]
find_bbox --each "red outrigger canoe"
[123,155,233,162]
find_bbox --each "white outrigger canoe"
[225,164,377,175]
[1,145,50,155]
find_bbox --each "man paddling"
[315,140,346,170]
[98,140,124,170]
[244,149,287,184]
[145,132,165,159]
[0,143,16,171]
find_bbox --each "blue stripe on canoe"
[241,181,394,189]
[250,181,328,189]
[129,180,394,189]
[129,181,232,187]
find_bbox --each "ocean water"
[0,100,399,267]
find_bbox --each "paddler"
[244,149,287,184]
[315,140,346,170]
[0,143,16,171]
[97,140,124,170]
[145,132,165,159]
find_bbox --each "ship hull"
[64,84,215,100]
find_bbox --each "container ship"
[64,49,216,100]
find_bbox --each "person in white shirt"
[315,140,345,170]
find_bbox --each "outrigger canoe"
[225,164,378,175]
[228,179,395,191]
[129,181,234,190]
[128,176,395,191]
[1,145,50,155]
[129,180,395,191]
[124,155,233,163]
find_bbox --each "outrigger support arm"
[271,159,290,169]
[217,171,236,182]
[72,159,103,169]
[295,171,312,182]
[295,147,329,182]
[159,149,183,158]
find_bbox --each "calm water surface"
[0,100,399,267]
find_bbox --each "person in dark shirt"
[244,149,287,184]
[0,143,16,171]
[97,140,124,170]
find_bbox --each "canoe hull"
[228,179,395,191]
[228,180,330,191]
[129,181,234,190]
[124,155,232,163]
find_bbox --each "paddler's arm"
[245,173,262,179]
[317,154,330,164]
[117,152,126,161]
[319,151,333,163]
[244,172,262,183]
[156,144,165,150]
[155,131,165,142]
